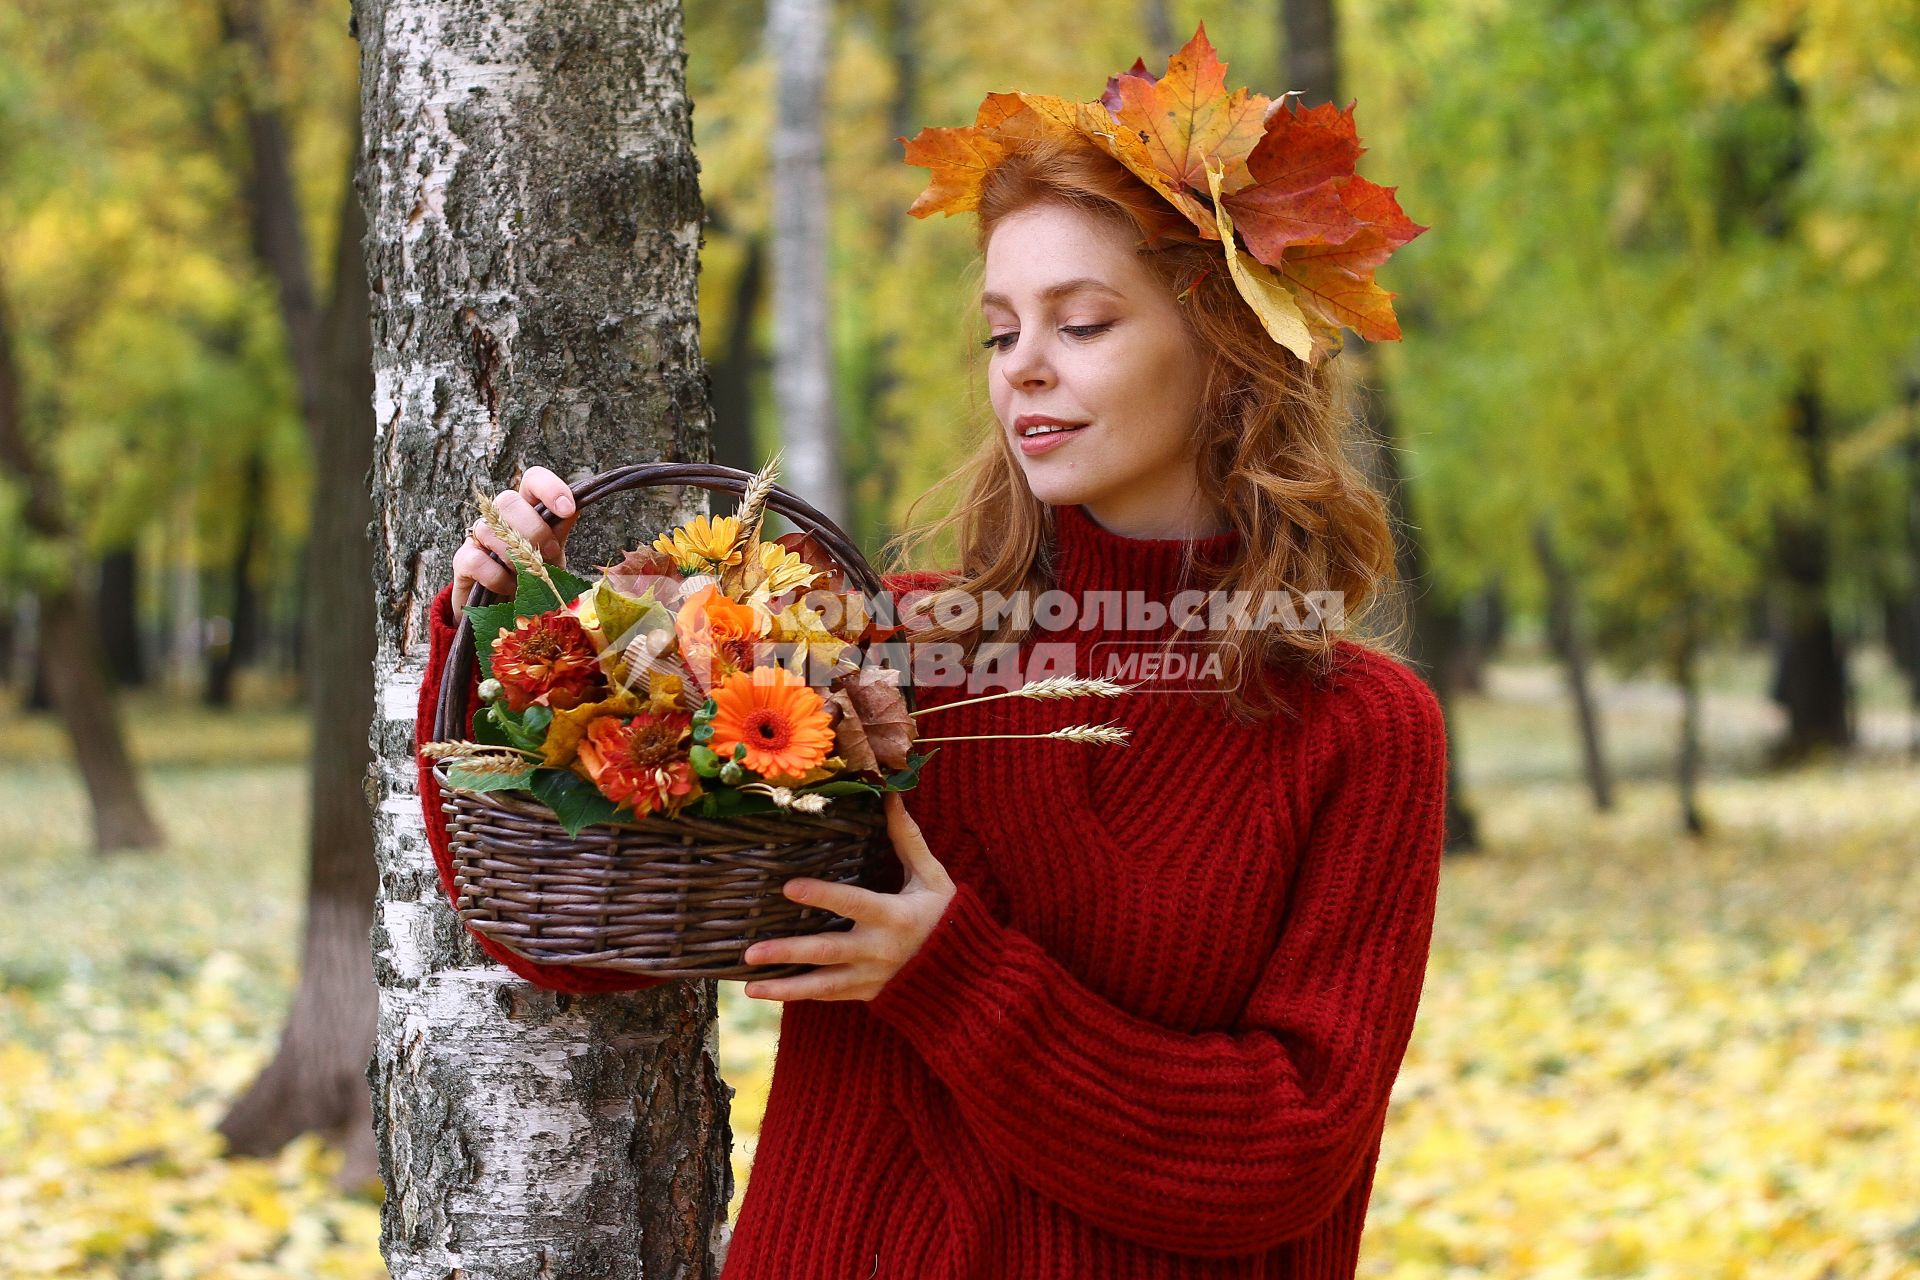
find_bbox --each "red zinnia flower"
[489,612,604,713]
[576,710,700,816]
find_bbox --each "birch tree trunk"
[355,0,731,1273]
[767,0,846,527]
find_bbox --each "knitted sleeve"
[415,580,668,995]
[864,655,1449,1256]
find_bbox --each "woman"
[429,41,1446,1280]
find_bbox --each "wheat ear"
[909,675,1141,717]
[731,450,784,551]
[419,740,541,763]
[472,480,564,605]
[912,722,1132,746]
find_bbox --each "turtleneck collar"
[1047,502,1242,606]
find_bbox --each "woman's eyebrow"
[980,278,1124,310]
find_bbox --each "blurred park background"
[2,0,1917,1276]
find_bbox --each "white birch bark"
[766,0,846,527]
[354,0,732,1273]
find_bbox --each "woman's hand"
[449,465,581,610]
[741,792,957,1002]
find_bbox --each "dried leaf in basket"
[825,666,914,773]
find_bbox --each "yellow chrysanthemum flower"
[747,541,823,599]
[652,513,744,571]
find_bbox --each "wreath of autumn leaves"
[899,22,1427,366]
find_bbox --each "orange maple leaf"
[1100,22,1271,200]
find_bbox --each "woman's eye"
[980,323,1112,352]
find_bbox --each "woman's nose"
[1000,333,1055,388]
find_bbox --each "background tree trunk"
[1900,388,1920,759]
[1674,597,1708,837]
[217,135,383,1188]
[0,264,163,852]
[1280,0,1338,107]
[705,208,765,479]
[96,547,147,687]
[1534,518,1613,811]
[840,0,920,548]
[767,0,845,526]
[203,446,267,708]
[355,0,731,1273]
[1767,374,1853,760]
[1141,0,1174,62]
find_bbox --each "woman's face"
[980,201,1219,538]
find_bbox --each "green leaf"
[472,705,515,748]
[690,744,722,776]
[464,600,518,679]
[529,768,623,838]
[800,779,882,798]
[883,747,940,792]
[514,565,593,618]
[688,788,781,819]
[483,703,547,752]
[445,762,536,792]
[593,579,673,651]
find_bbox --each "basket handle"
[432,461,904,744]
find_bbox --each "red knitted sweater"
[416,500,1450,1278]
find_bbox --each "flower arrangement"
[420,456,1136,836]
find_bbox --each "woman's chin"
[1018,468,1085,504]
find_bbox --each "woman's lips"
[1017,423,1088,456]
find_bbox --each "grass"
[2,646,1916,1277]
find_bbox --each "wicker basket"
[428,461,914,981]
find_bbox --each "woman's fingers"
[742,966,874,1002]
[449,466,578,609]
[781,876,896,925]
[451,524,516,608]
[741,930,856,967]
[885,792,954,893]
[494,489,564,564]
[517,467,580,554]
[518,465,577,523]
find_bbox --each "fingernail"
[743,983,764,998]
[556,492,574,516]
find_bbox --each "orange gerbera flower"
[490,612,604,713]
[575,710,701,816]
[708,666,835,783]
